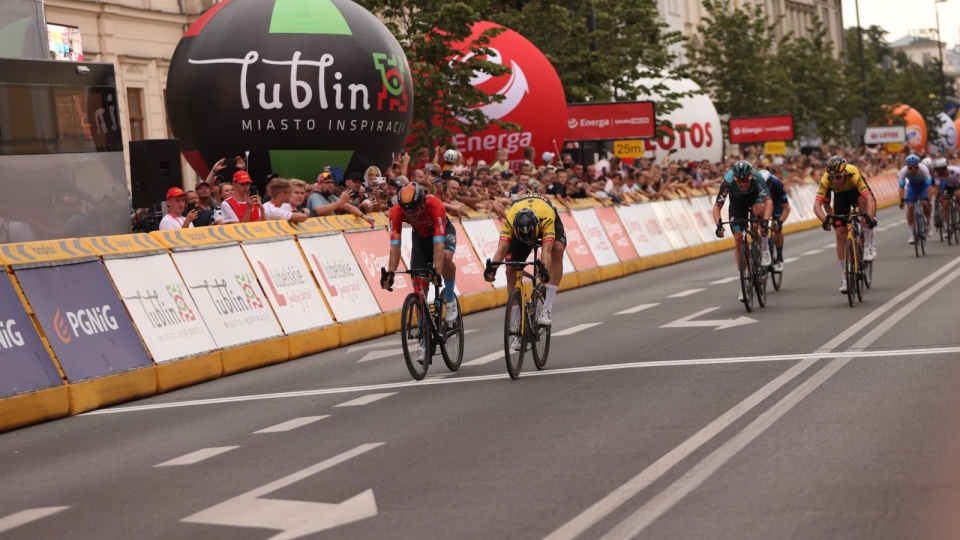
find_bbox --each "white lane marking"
[254,416,329,434]
[346,340,400,353]
[822,242,835,249]
[600,269,960,540]
[709,277,739,285]
[802,249,824,255]
[463,351,504,366]
[464,329,478,334]
[334,393,396,407]
[83,346,960,415]
[546,253,960,540]
[0,507,69,534]
[357,349,403,363]
[552,323,603,336]
[155,447,239,467]
[615,303,660,315]
[182,443,383,538]
[667,288,705,298]
[424,373,451,381]
[660,307,757,331]
[783,257,800,263]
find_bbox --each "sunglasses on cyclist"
[907,165,919,170]
[828,174,844,181]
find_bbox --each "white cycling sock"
[863,229,874,247]
[544,284,558,310]
[761,237,770,253]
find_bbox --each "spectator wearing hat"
[263,178,308,223]
[159,187,198,230]
[191,182,217,226]
[307,172,374,226]
[343,171,374,213]
[220,170,263,224]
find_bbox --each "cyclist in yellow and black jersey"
[484,193,567,327]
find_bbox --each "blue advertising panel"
[0,271,63,398]
[16,262,152,382]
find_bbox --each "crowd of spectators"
[158,143,956,230]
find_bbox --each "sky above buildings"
[841,0,960,48]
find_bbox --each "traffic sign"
[613,139,645,159]
[764,141,786,155]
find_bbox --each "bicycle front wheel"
[440,295,464,372]
[400,294,430,380]
[844,237,856,307]
[862,260,872,289]
[771,262,782,291]
[504,287,525,379]
[952,204,960,245]
[531,284,551,370]
[753,245,767,308]
[739,243,753,313]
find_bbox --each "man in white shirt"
[262,178,308,223]
[159,187,198,230]
[220,171,263,224]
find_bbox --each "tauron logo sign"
[166,0,414,185]
[53,306,120,343]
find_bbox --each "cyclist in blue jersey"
[898,154,933,244]
[759,170,792,270]
[713,160,773,301]
[931,158,960,225]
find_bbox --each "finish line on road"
[83,345,960,415]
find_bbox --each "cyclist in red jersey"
[381,183,459,323]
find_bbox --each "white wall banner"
[460,219,509,289]
[570,209,620,266]
[297,234,382,322]
[665,199,704,247]
[105,254,217,363]
[689,196,721,243]
[650,201,688,251]
[241,239,335,334]
[171,246,284,349]
[864,126,905,144]
[615,205,658,258]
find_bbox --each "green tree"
[354,0,513,150]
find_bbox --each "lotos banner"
[16,262,152,382]
[171,246,284,349]
[105,254,218,363]
[728,114,794,144]
[0,270,63,398]
[298,233,382,322]
[241,239,335,334]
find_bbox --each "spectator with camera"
[307,171,374,227]
[220,171,263,224]
[159,187,198,230]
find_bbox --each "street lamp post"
[935,0,948,100]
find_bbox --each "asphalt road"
[2,205,960,540]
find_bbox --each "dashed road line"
[334,393,396,407]
[802,249,824,256]
[462,351,504,366]
[346,340,400,353]
[783,257,800,263]
[254,416,329,434]
[615,303,660,315]
[553,323,603,336]
[155,447,239,467]
[0,507,69,534]
[708,277,739,285]
[667,288,705,298]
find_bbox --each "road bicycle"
[767,221,784,292]
[906,198,928,258]
[828,212,869,307]
[485,250,551,380]
[380,265,463,380]
[939,192,960,246]
[719,217,768,313]
[934,197,944,242]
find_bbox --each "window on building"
[127,87,144,141]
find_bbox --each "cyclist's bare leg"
[921,199,932,225]
[906,203,916,231]
[751,203,771,256]
[858,194,876,248]
[733,230,745,270]
[505,266,519,291]
[441,250,456,282]
[548,242,565,286]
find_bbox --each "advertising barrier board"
[105,254,218,363]
[298,234,383,322]
[0,271,63,398]
[171,246,284,349]
[344,228,409,312]
[567,101,656,141]
[460,219,508,289]
[665,199,704,247]
[450,223,493,295]
[615,205,658,258]
[569,209,619,266]
[16,262,152,382]
[693,197,724,243]
[595,207,639,262]
[558,212,599,270]
[728,115,794,144]
[864,126,906,144]
[634,204,676,254]
[650,202,688,251]
[241,239,335,334]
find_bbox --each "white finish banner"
[172,246,284,349]
[569,209,620,266]
[297,234,382,322]
[241,239,335,334]
[105,254,217,363]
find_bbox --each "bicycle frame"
[832,212,866,306]
[719,216,768,312]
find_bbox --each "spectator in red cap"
[221,170,263,223]
[159,187,198,230]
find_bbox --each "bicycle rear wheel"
[862,260,872,289]
[951,204,960,245]
[739,243,753,312]
[771,264,782,291]
[440,295,464,372]
[400,294,430,380]
[936,204,944,242]
[504,287,525,379]
[753,245,767,308]
[531,284,551,370]
[844,237,856,307]
[914,215,923,258]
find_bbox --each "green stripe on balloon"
[269,0,351,35]
[269,149,354,183]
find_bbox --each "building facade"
[889,31,960,98]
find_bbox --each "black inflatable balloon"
[166,0,413,185]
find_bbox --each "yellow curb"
[575,267,603,287]
[460,289,499,314]
[338,314,387,346]
[383,310,401,335]
[67,367,157,416]
[155,352,223,393]
[220,336,291,376]
[287,326,341,358]
[598,263,625,281]
[0,386,69,433]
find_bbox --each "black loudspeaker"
[130,139,182,208]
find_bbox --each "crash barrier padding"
[0,172,901,431]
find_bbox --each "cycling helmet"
[732,160,753,180]
[443,149,458,164]
[759,169,771,183]
[922,157,933,169]
[826,155,847,175]
[905,154,921,166]
[932,157,948,170]
[513,208,539,245]
[398,183,425,212]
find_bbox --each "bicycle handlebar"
[485,258,547,283]
[380,265,440,292]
